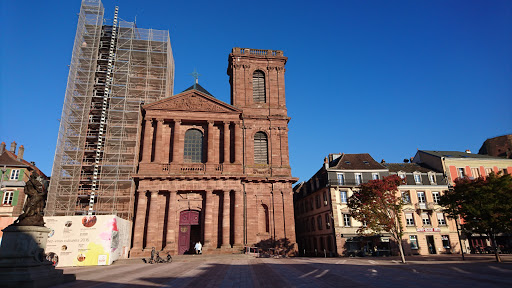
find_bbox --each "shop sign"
[416,227,441,232]
[380,237,390,242]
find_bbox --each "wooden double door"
[178,210,201,254]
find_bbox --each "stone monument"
[0,173,75,287]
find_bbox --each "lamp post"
[455,216,465,260]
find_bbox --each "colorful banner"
[44,215,131,267]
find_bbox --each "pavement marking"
[299,269,318,278]
[368,260,377,264]
[336,260,346,264]
[451,267,470,274]
[488,265,511,273]
[412,268,419,273]
[315,269,329,278]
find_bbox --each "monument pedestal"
[0,225,75,288]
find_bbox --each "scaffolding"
[46,0,174,221]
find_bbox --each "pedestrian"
[194,241,202,254]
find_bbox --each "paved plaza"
[52,254,512,288]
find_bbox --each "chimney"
[381,159,386,164]
[18,145,24,160]
[10,141,17,153]
[465,149,471,154]
[0,142,5,154]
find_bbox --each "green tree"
[348,175,406,263]
[440,172,512,262]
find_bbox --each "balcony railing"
[328,179,364,186]
[415,202,435,210]
[161,163,224,174]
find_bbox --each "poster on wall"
[44,215,131,267]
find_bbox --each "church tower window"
[252,70,266,103]
[184,129,204,163]
[254,132,268,164]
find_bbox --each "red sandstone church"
[130,48,298,256]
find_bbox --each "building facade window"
[421,213,431,225]
[398,172,406,179]
[311,217,316,231]
[428,173,436,184]
[315,195,321,209]
[405,213,415,226]
[254,132,268,164]
[252,70,266,103]
[410,235,419,249]
[343,214,351,227]
[355,173,362,185]
[372,173,379,180]
[9,169,20,180]
[325,213,330,229]
[184,129,204,163]
[323,191,328,205]
[457,168,466,178]
[414,173,422,184]
[441,235,450,248]
[337,173,344,185]
[432,191,440,204]
[401,191,411,204]
[485,168,493,176]
[317,215,322,230]
[471,168,480,179]
[437,213,446,226]
[2,190,14,205]
[340,191,347,204]
[417,191,426,208]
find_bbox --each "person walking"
[194,241,202,254]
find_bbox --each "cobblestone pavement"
[52,254,512,288]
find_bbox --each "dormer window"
[345,161,351,165]
[413,173,422,184]
[428,173,436,184]
[398,172,406,179]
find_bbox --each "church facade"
[130,48,297,256]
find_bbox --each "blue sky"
[1,0,511,183]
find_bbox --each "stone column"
[207,120,214,163]
[154,119,164,163]
[233,189,243,247]
[141,119,154,162]
[223,122,230,164]
[162,122,171,163]
[234,122,243,164]
[164,191,177,252]
[203,190,214,249]
[132,191,148,250]
[173,120,183,163]
[221,190,231,248]
[145,190,160,249]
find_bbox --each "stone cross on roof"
[190,69,201,88]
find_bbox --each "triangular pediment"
[144,90,241,113]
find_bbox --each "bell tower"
[227,47,292,177]
[227,48,288,118]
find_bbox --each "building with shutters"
[293,153,390,257]
[383,163,458,256]
[0,142,48,242]
[130,48,297,257]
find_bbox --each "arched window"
[254,132,268,164]
[184,129,203,163]
[252,70,266,103]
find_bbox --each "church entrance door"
[178,210,200,254]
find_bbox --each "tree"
[440,172,512,262]
[348,175,407,263]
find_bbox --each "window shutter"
[12,191,19,206]
[252,71,266,103]
[254,132,268,164]
[0,191,3,203]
